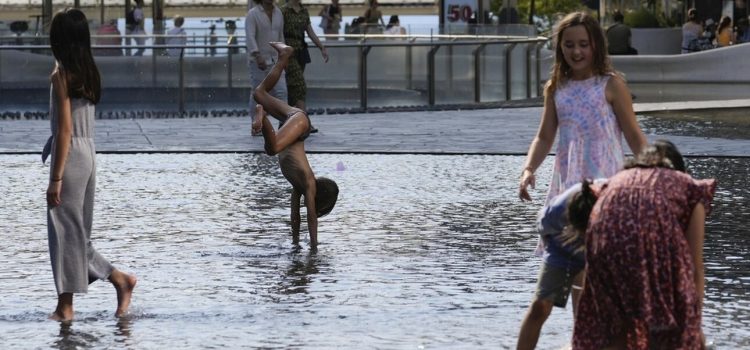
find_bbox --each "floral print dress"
[573,167,716,349]
[548,74,626,203]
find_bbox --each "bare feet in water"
[49,293,73,321]
[111,270,137,318]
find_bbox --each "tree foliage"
[490,0,589,34]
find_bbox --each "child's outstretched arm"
[519,93,558,201]
[607,74,647,155]
[304,183,318,247]
[290,189,302,243]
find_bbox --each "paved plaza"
[1,102,749,157]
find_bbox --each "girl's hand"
[519,169,535,201]
[47,180,62,207]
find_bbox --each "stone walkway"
[2,105,749,157]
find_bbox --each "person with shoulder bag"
[318,0,342,36]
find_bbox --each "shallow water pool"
[1,154,748,349]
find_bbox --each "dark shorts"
[534,262,584,308]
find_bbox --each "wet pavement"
[1,102,750,157]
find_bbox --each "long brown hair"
[50,8,101,104]
[717,16,732,36]
[545,12,614,97]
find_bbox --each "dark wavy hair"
[315,177,339,218]
[50,8,101,104]
[563,140,686,252]
[625,139,686,173]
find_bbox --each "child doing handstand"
[252,42,338,248]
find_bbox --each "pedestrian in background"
[318,0,342,37]
[166,15,187,57]
[125,0,146,56]
[362,0,385,34]
[246,0,287,135]
[282,0,329,133]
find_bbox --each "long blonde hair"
[545,12,614,97]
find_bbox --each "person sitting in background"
[681,8,704,53]
[384,15,406,35]
[736,17,750,44]
[346,16,366,35]
[606,10,637,55]
[166,15,187,57]
[716,15,735,47]
[95,19,122,56]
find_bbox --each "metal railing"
[0,34,549,113]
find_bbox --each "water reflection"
[0,154,747,349]
[279,250,322,295]
[114,317,133,344]
[54,322,98,350]
[638,108,750,140]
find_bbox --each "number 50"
[447,4,473,23]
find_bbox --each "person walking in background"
[318,0,342,37]
[682,8,703,53]
[568,140,715,349]
[95,19,122,56]
[208,24,218,56]
[252,42,339,249]
[125,0,146,56]
[384,15,406,35]
[246,0,287,136]
[362,0,385,34]
[43,8,137,321]
[166,15,187,57]
[715,15,735,47]
[282,0,328,134]
[515,11,646,349]
[606,10,637,55]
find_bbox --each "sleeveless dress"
[547,74,625,203]
[43,84,114,295]
[573,168,716,349]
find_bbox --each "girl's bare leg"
[109,269,137,317]
[49,293,74,321]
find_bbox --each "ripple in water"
[0,154,747,348]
